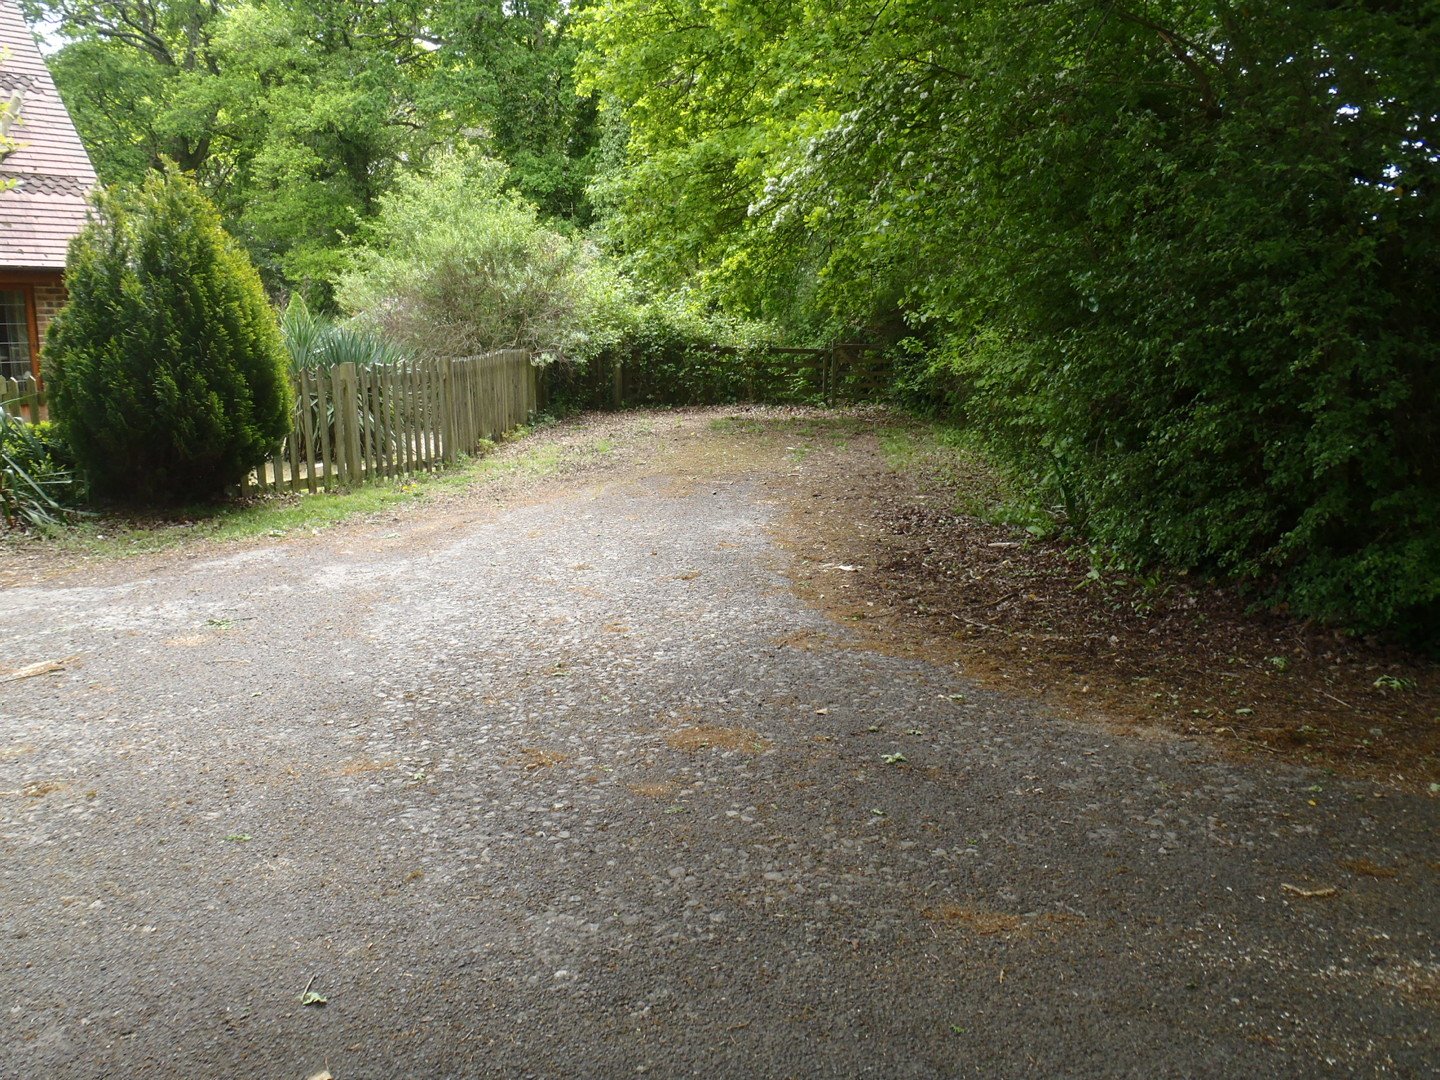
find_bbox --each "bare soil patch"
[757,411,1440,786]
[627,780,681,798]
[664,725,771,753]
[517,747,571,771]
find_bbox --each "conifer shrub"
[45,170,292,503]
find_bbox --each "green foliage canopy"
[32,0,601,299]
[44,170,293,503]
[579,1,1440,639]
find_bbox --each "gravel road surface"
[1,411,1435,1078]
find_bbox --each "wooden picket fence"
[250,349,538,493]
[1,373,45,423]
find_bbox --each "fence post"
[424,359,435,465]
[296,368,315,493]
[468,357,480,450]
[404,359,418,474]
[364,364,380,480]
[313,364,331,488]
[329,363,343,486]
[440,358,455,463]
[331,362,357,485]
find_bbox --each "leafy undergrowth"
[754,413,1440,788]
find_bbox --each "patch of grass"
[709,413,870,445]
[881,420,1058,535]
[32,481,428,558]
[506,443,564,477]
[8,425,556,560]
[879,427,921,468]
[709,416,767,435]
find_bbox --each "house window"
[0,287,34,381]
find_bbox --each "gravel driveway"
[1,411,1435,1078]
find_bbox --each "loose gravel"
[1,410,1435,1078]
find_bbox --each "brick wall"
[34,280,66,346]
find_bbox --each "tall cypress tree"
[45,169,292,503]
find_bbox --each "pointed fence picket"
[249,349,537,494]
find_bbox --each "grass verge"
[4,424,559,560]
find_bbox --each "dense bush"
[547,291,785,410]
[909,5,1440,643]
[45,170,292,503]
[336,153,626,362]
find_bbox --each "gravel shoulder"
[2,408,1436,1078]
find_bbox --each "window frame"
[0,275,47,382]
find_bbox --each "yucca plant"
[281,295,409,370]
[0,406,78,528]
[281,296,412,470]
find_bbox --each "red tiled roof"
[0,0,96,271]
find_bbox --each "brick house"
[0,0,96,383]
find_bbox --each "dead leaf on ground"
[0,655,80,683]
[299,974,327,1007]
[770,629,828,651]
[1281,883,1340,898]
[21,780,68,799]
[923,905,1025,935]
[628,780,680,798]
